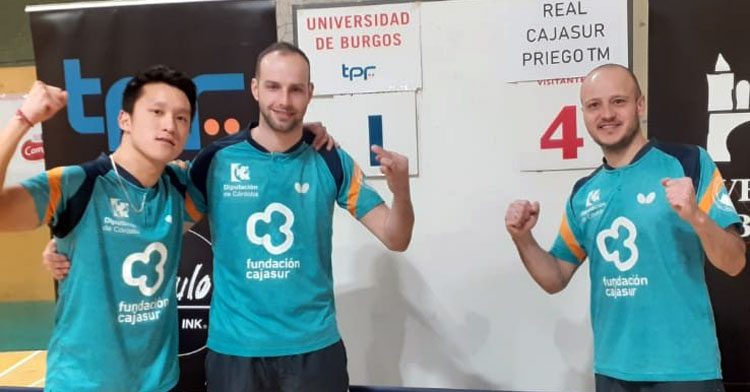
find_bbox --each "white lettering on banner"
[726,179,750,202]
[737,214,750,238]
[182,318,206,330]
[21,139,44,161]
[176,263,211,301]
[706,54,750,162]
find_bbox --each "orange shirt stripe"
[346,165,363,217]
[185,194,203,222]
[698,169,723,214]
[44,167,65,224]
[559,213,586,262]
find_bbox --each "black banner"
[649,2,750,390]
[28,1,276,390]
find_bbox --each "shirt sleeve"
[167,163,203,223]
[549,198,588,265]
[696,147,741,229]
[186,156,210,216]
[20,166,86,228]
[335,148,384,219]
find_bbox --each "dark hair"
[585,63,642,98]
[255,41,311,80]
[121,65,197,118]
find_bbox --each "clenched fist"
[661,177,699,222]
[19,81,68,125]
[371,145,410,197]
[505,200,540,239]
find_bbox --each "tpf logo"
[230,163,250,182]
[342,64,376,81]
[110,198,129,218]
[63,58,245,152]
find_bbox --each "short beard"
[260,109,300,134]
[595,123,641,155]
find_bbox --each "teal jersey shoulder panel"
[20,165,86,229]
[38,155,187,391]
[695,147,741,228]
[550,166,603,265]
[335,148,384,219]
[165,162,202,223]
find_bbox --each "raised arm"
[662,177,746,276]
[505,200,580,294]
[359,145,414,252]
[0,81,67,231]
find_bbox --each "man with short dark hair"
[188,41,415,392]
[505,64,745,392]
[0,65,202,391]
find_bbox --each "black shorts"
[595,374,725,392]
[205,340,349,392]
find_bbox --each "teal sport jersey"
[188,127,384,357]
[21,155,202,392]
[550,141,741,381]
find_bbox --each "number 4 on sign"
[540,105,583,159]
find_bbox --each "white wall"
[321,0,608,390]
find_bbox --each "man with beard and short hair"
[187,41,415,392]
[505,64,745,392]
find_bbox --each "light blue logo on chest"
[246,203,295,255]
[596,217,639,272]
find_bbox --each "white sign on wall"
[295,2,423,95]
[503,0,629,82]
[0,97,45,185]
[507,79,607,171]
[304,91,418,177]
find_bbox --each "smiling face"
[251,50,313,134]
[118,82,192,164]
[580,65,646,154]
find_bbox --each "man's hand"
[303,121,337,151]
[505,200,540,239]
[371,145,409,196]
[42,239,70,281]
[661,177,700,223]
[19,81,68,125]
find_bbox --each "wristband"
[15,108,34,127]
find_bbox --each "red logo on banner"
[21,140,45,161]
